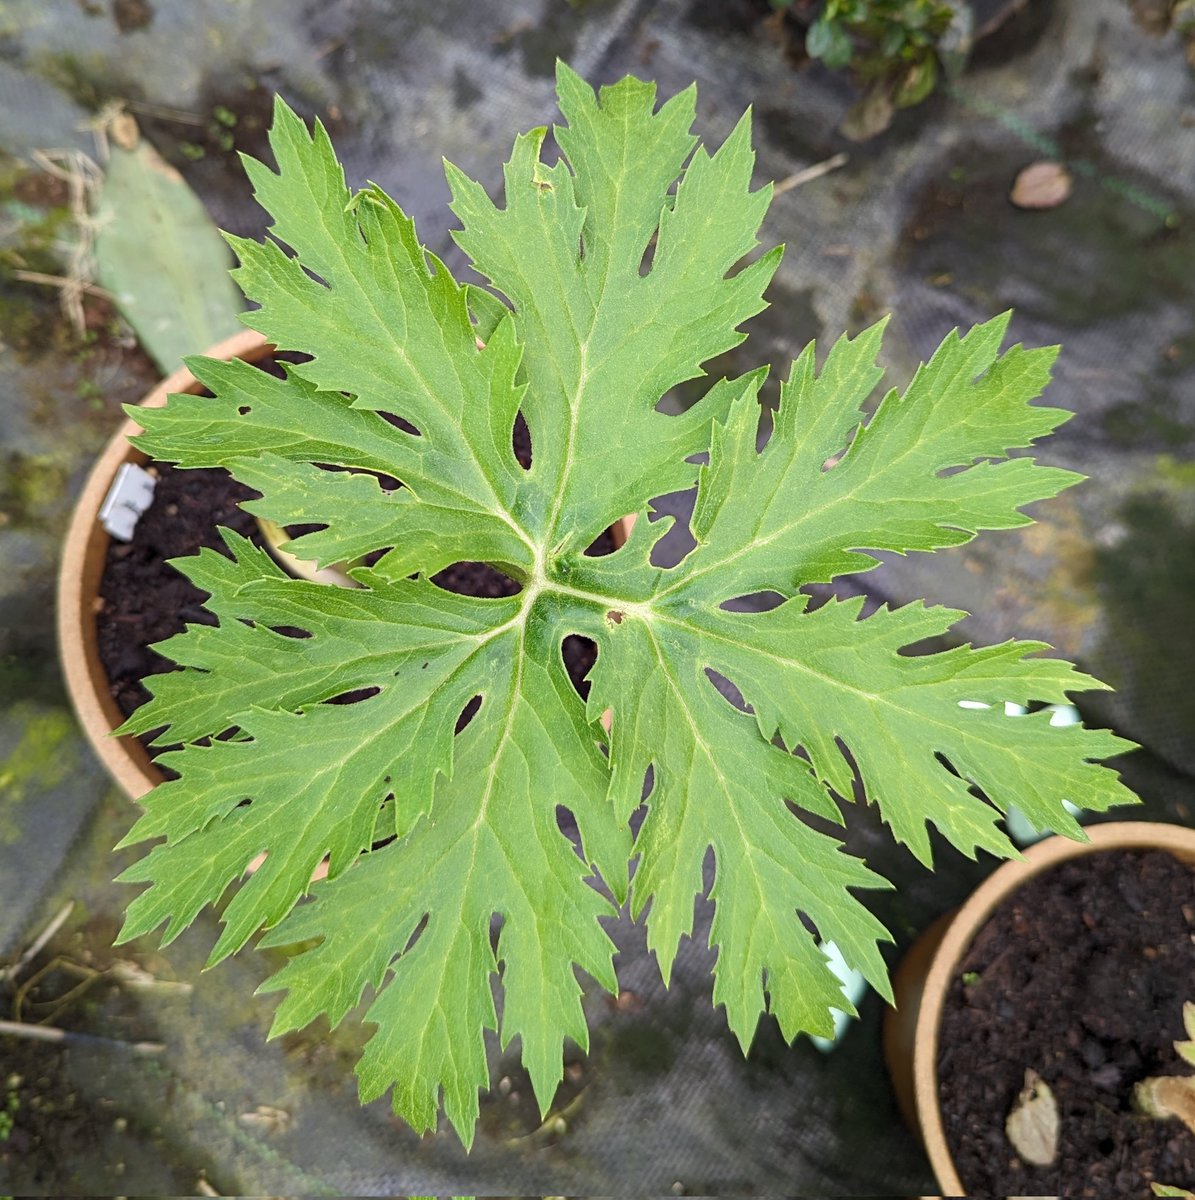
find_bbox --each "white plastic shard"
[809,939,869,1053]
[99,462,157,541]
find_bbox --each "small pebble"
[1010,161,1073,210]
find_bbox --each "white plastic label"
[810,939,868,1053]
[99,462,157,542]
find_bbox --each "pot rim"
[57,328,272,802]
[913,819,1195,1194]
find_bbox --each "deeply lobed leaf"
[117,63,1136,1145]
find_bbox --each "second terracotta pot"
[885,820,1195,1195]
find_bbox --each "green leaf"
[894,53,938,108]
[117,65,1137,1146]
[446,64,781,551]
[807,17,855,69]
[94,135,243,373]
[679,314,1078,598]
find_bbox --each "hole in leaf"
[455,694,483,733]
[269,625,313,640]
[719,591,786,613]
[313,461,402,494]
[513,411,532,469]
[704,667,752,715]
[583,527,618,558]
[371,830,397,852]
[562,634,598,700]
[324,686,381,706]
[377,411,421,437]
[935,748,979,787]
[641,765,655,805]
[403,913,429,954]
[646,492,698,568]
[755,394,779,452]
[897,627,958,657]
[638,232,658,278]
[237,405,251,416]
[828,736,867,807]
[822,447,848,471]
[432,562,523,598]
[555,804,580,845]
[936,461,980,479]
[255,349,313,377]
[283,522,328,540]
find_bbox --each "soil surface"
[938,848,1195,1197]
[0,905,203,1193]
[96,463,260,726]
[95,388,609,757]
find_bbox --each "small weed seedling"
[772,0,956,135]
[116,63,1135,1143]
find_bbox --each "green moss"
[1157,455,1195,488]
[29,50,123,111]
[0,164,80,355]
[1094,483,1195,772]
[0,286,57,353]
[0,205,74,273]
[0,452,69,529]
[0,706,78,810]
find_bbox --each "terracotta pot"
[884,820,1195,1196]
[59,330,632,803]
[58,328,271,802]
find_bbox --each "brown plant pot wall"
[59,329,632,803]
[884,820,1195,1196]
[58,328,271,802]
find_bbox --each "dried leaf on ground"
[1010,161,1073,210]
[1006,1068,1060,1166]
[93,123,242,372]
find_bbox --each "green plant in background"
[114,63,1135,1145]
[771,0,957,135]
[0,1076,20,1142]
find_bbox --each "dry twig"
[773,152,850,197]
[0,901,74,986]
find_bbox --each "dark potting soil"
[96,463,260,724]
[938,848,1195,1197]
[96,405,609,757]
